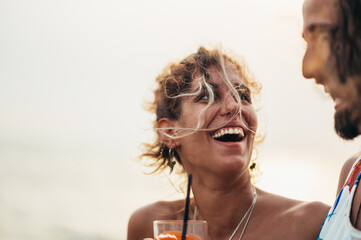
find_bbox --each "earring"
[249,161,256,170]
[167,148,176,174]
[160,144,165,157]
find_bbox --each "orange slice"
[155,231,200,240]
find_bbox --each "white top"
[318,156,361,240]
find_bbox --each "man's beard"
[334,106,361,140]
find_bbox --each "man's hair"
[334,0,361,82]
[331,0,361,140]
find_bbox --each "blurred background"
[1,0,361,239]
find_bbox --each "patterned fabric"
[318,156,361,240]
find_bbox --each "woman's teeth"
[211,127,244,139]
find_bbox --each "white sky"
[1,0,361,239]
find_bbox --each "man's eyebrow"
[307,23,337,33]
[302,23,335,40]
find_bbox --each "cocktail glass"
[153,220,207,240]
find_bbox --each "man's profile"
[302,0,361,238]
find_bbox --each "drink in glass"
[153,220,207,240]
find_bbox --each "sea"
[0,141,179,240]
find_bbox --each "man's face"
[302,0,339,84]
[302,0,360,139]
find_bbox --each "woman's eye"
[201,94,209,100]
[197,93,209,102]
[239,91,251,103]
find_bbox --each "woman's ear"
[157,118,180,149]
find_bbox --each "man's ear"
[157,118,180,149]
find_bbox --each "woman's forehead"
[193,63,244,87]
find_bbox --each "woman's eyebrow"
[191,82,218,93]
[192,81,248,94]
[207,82,219,89]
[233,82,248,89]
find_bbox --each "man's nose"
[302,53,314,79]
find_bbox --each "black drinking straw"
[181,173,192,240]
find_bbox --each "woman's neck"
[191,174,255,239]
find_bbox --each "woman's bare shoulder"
[257,189,330,239]
[291,200,330,238]
[263,189,330,221]
[127,199,184,240]
[291,200,330,220]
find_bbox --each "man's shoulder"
[346,152,361,230]
[342,153,361,175]
[337,153,361,195]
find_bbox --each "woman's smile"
[210,126,245,142]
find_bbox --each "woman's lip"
[211,138,244,148]
[208,122,246,135]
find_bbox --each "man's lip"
[323,84,330,94]
[334,98,343,110]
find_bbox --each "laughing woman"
[127,47,329,240]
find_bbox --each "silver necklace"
[228,187,257,240]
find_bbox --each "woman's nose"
[220,94,240,116]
